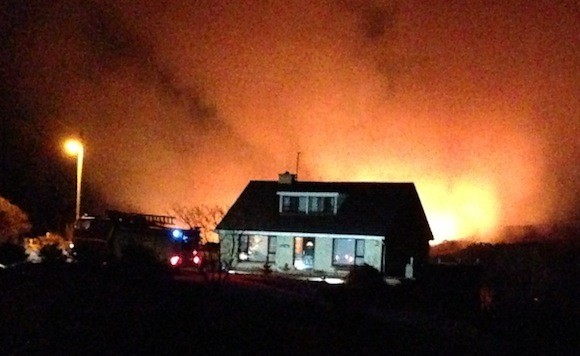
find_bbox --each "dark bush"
[345,264,384,288]
[201,242,221,272]
[39,244,66,262]
[0,242,26,266]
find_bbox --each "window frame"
[267,236,277,263]
[332,238,366,267]
[293,236,315,270]
[278,192,339,215]
[238,234,275,263]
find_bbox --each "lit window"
[333,239,365,266]
[294,237,315,270]
[239,235,276,263]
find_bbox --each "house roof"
[217,180,433,239]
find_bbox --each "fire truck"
[73,210,205,271]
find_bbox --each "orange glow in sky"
[314,161,502,243]
[418,179,500,243]
[5,1,577,241]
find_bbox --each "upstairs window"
[282,196,308,213]
[278,192,339,215]
[308,196,334,214]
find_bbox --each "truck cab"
[74,210,204,271]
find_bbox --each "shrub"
[0,242,27,266]
[39,244,67,262]
[0,197,31,244]
[262,263,272,275]
[345,264,384,288]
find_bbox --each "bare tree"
[170,204,225,244]
[0,197,31,244]
[219,230,242,271]
[171,204,231,282]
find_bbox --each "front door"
[293,237,315,270]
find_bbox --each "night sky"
[1,0,578,241]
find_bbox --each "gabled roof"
[217,180,433,239]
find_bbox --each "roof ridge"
[249,180,416,185]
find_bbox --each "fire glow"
[5,1,576,244]
[331,169,501,244]
[419,179,500,243]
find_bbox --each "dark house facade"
[217,173,433,277]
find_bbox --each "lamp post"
[64,138,84,222]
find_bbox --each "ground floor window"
[239,235,276,262]
[332,238,365,266]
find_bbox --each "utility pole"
[295,151,301,180]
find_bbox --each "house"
[217,172,433,277]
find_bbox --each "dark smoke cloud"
[1,0,578,241]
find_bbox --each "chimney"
[278,171,296,185]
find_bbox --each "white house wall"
[364,239,382,271]
[275,235,293,270]
[313,237,333,272]
[219,230,384,275]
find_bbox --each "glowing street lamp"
[64,138,84,222]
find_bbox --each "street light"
[64,138,84,222]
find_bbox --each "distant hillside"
[427,221,579,322]
[430,221,579,258]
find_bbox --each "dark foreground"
[0,262,575,355]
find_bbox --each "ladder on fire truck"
[106,210,176,227]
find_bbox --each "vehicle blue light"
[172,229,183,239]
